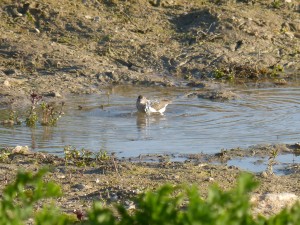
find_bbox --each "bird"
[136,95,170,114]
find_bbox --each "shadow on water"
[1,85,300,173]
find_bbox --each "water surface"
[1,85,300,169]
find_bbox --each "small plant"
[184,73,193,80]
[8,110,21,125]
[26,111,38,127]
[213,68,235,81]
[64,146,94,167]
[95,149,110,161]
[270,64,284,77]
[41,101,65,126]
[25,92,42,127]
[271,0,282,9]
[266,148,279,174]
[0,148,10,162]
[64,145,81,166]
[23,93,64,127]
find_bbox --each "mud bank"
[0,145,299,217]
[1,0,300,107]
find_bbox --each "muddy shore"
[1,0,300,218]
[1,143,300,217]
[1,0,299,107]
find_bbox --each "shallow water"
[1,85,300,171]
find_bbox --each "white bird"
[136,95,170,114]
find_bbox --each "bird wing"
[149,100,170,111]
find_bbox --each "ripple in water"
[1,86,300,164]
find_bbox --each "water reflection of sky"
[1,86,300,166]
[227,153,299,175]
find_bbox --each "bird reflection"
[136,112,165,132]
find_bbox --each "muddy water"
[1,85,300,170]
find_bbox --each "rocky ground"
[0,0,300,219]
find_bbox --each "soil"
[0,0,299,107]
[0,147,300,218]
[0,0,300,219]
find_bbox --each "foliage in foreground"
[0,170,300,225]
[0,168,71,225]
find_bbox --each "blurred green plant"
[1,171,300,225]
[0,168,71,225]
[87,173,300,225]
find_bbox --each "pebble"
[2,120,14,125]
[71,184,86,190]
[3,80,10,87]
[251,193,299,215]
[260,171,268,178]
[172,175,180,180]
[57,174,66,179]
[110,193,119,202]
[124,201,136,210]
[12,146,30,154]
[205,177,215,182]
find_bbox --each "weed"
[64,146,94,167]
[271,0,282,9]
[95,149,110,161]
[213,68,235,81]
[0,148,10,162]
[64,145,81,166]
[8,110,21,125]
[25,111,38,127]
[270,64,284,77]
[266,148,279,174]
[10,93,65,127]
[41,101,65,126]
[25,92,42,127]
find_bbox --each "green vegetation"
[3,93,65,127]
[1,170,300,225]
[270,64,284,77]
[64,146,110,167]
[271,0,282,9]
[0,169,72,225]
[213,68,235,81]
[0,148,10,162]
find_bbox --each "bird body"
[136,95,170,114]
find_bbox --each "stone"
[71,184,86,190]
[12,146,30,154]
[3,80,11,87]
[251,193,299,215]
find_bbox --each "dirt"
[0,0,299,106]
[0,148,299,217]
[0,0,300,218]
